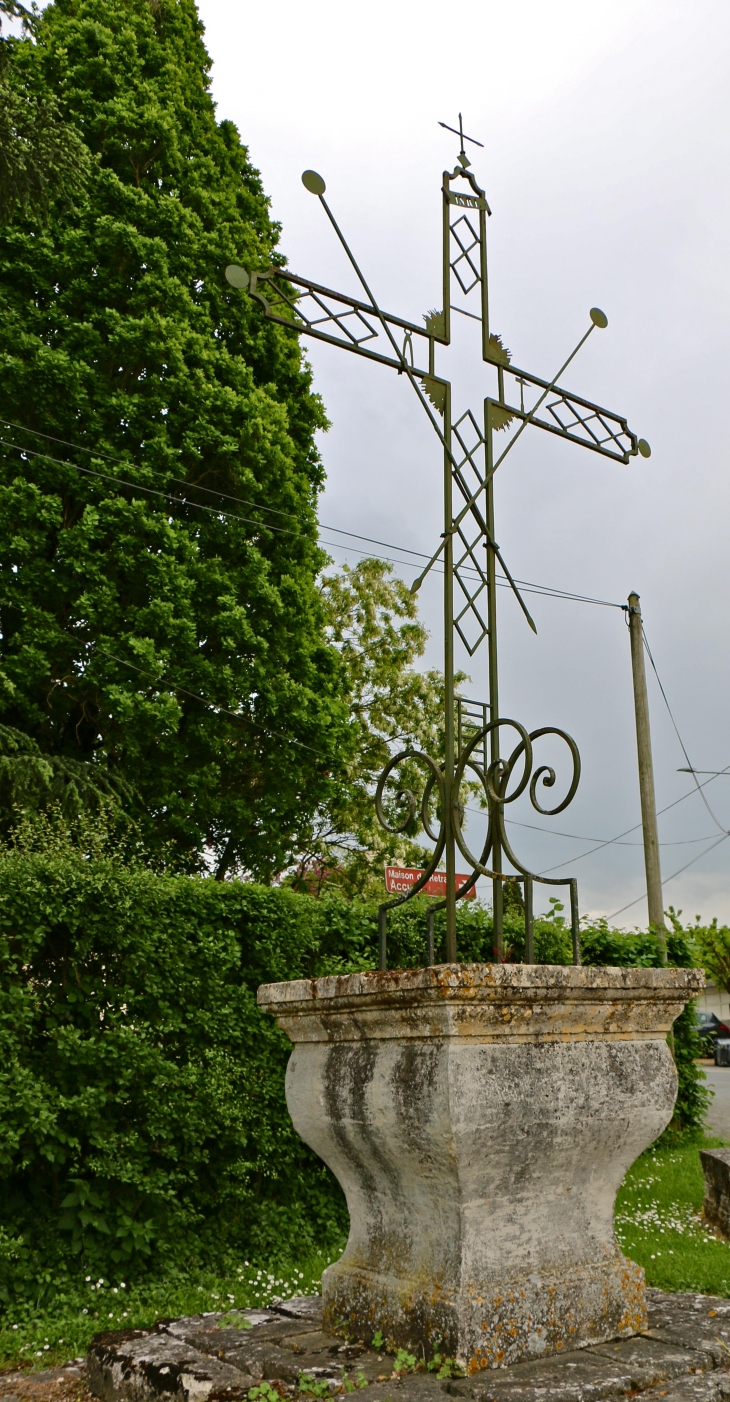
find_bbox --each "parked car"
[695,1009,730,1053]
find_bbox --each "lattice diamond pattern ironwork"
[451,409,490,656]
[545,396,633,457]
[454,530,489,655]
[272,284,379,347]
[450,214,481,296]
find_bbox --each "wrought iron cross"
[438,112,484,165]
[225,127,650,969]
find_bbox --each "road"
[703,1065,730,1140]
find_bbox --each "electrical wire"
[0,418,450,567]
[0,433,515,589]
[608,833,730,920]
[679,769,730,777]
[0,419,624,610]
[95,647,328,757]
[601,624,730,919]
[534,762,730,876]
[0,434,330,541]
[0,433,442,582]
[533,633,730,876]
[0,417,325,527]
[463,807,719,847]
[641,622,729,838]
[0,428,628,793]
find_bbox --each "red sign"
[384,866,476,899]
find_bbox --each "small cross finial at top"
[438,112,484,168]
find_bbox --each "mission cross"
[226,117,650,970]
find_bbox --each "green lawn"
[2,1137,729,1376]
[615,1134,730,1295]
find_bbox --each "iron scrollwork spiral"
[375,718,582,966]
[375,749,446,897]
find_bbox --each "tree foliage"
[0,0,353,878]
[684,913,730,994]
[0,724,129,835]
[0,2,92,224]
[285,559,467,897]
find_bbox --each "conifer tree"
[0,0,352,878]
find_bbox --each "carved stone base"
[258,963,702,1371]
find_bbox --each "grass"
[615,1133,730,1295]
[3,1136,730,1378]
[0,1249,340,1375]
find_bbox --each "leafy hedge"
[0,843,707,1304]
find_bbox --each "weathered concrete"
[700,1149,730,1237]
[86,1289,730,1402]
[258,964,702,1368]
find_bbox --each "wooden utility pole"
[627,592,667,963]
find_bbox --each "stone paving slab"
[588,1335,703,1377]
[86,1292,730,1402]
[642,1290,730,1367]
[0,1360,88,1402]
[458,1335,709,1402]
[360,1381,449,1402]
[635,1376,730,1402]
[451,1348,632,1402]
[87,1328,255,1402]
[275,1302,327,1323]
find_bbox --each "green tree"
[686,913,730,993]
[0,723,130,837]
[0,0,353,878]
[0,1,92,224]
[285,559,464,898]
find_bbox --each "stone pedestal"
[258,963,702,1372]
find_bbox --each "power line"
[0,433,427,579]
[534,635,730,877]
[24,603,730,878]
[535,761,730,877]
[679,768,730,777]
[0,418,323,528]
[641,622,729,838]
[0,432,491,590]
[532,622,730,914]
[602,624,730,920]
[0,419,624,610]
[0,429,628,787]
[0,434,337,544]
[95,647,326,758]
[464,807,719,848]
[0,418,450,567]
[510,583,620,609]
[8,560,714,877]
[324,533,623,607]
[608,833,730,921]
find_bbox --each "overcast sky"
[199,1,730,925]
